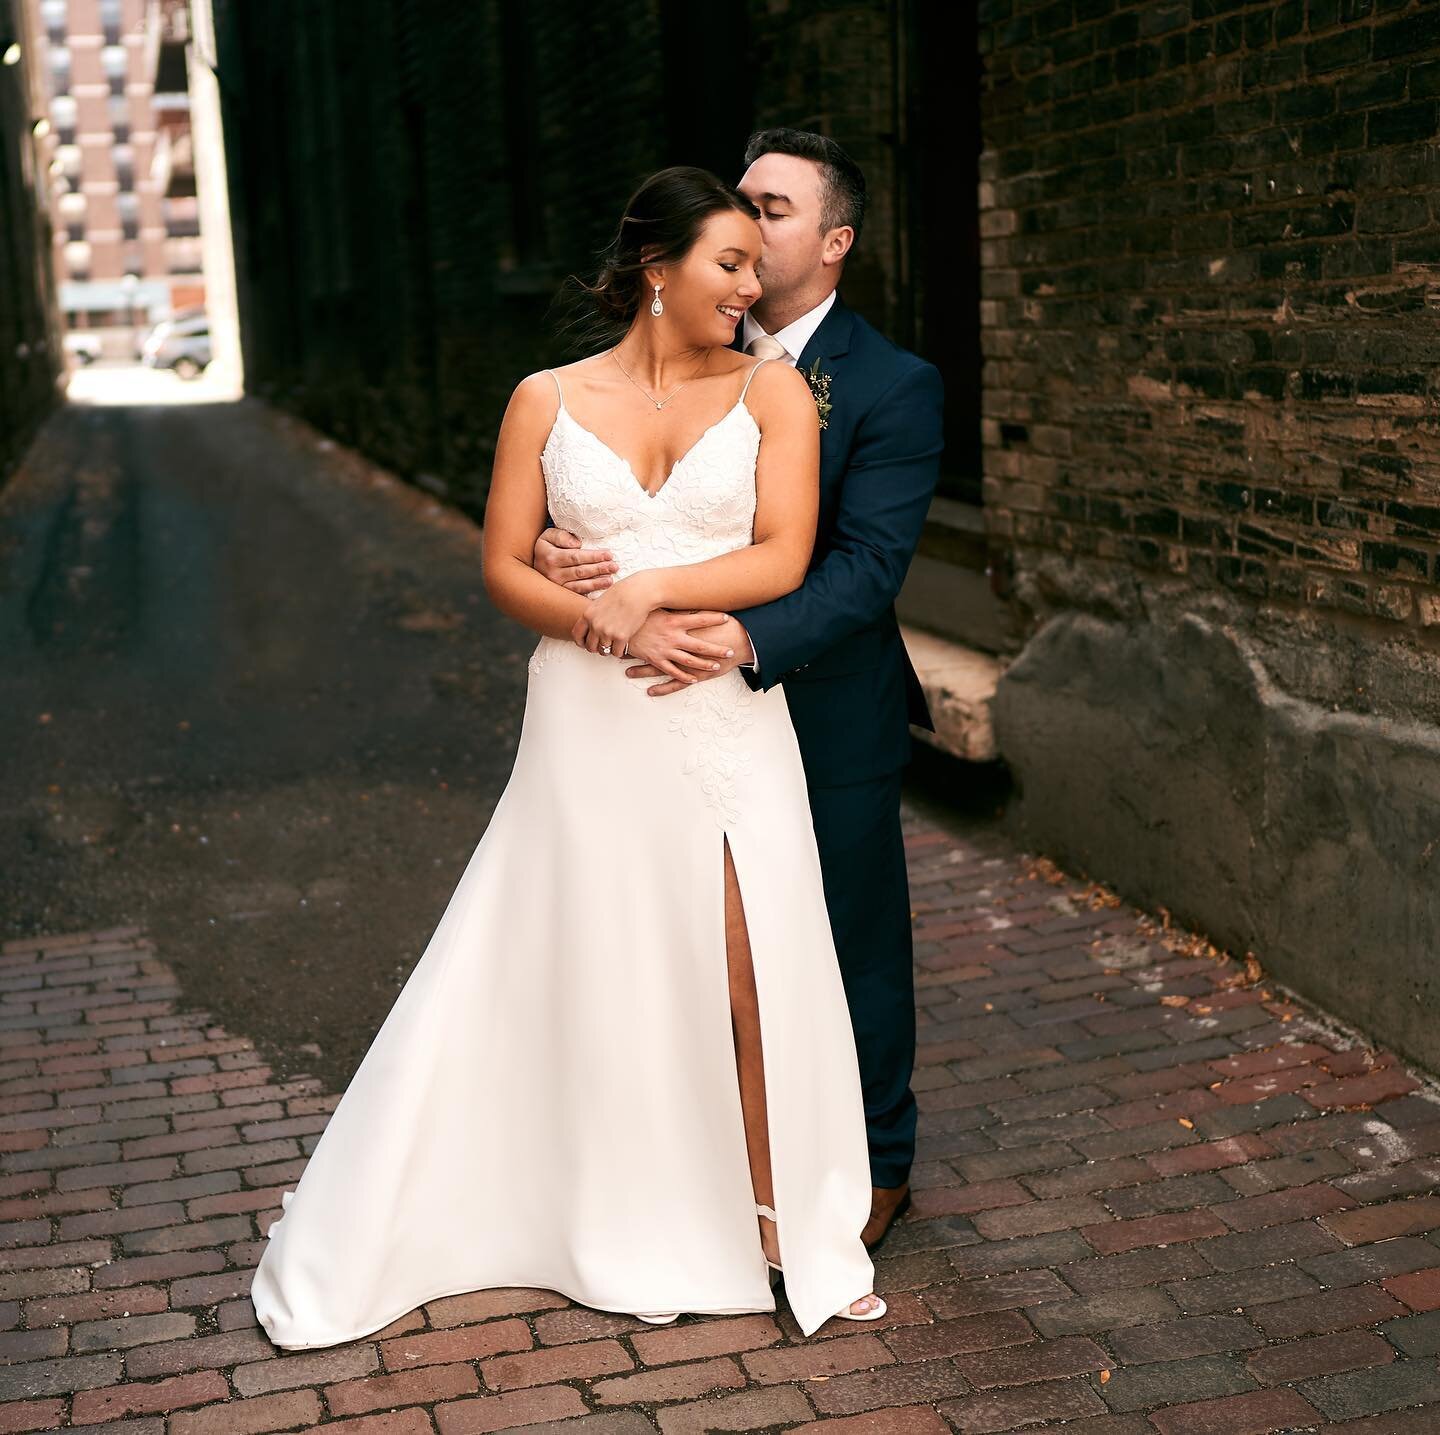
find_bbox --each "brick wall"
[0,0,62,483]
[982,1,1440,1072]
[979,0,1440,650]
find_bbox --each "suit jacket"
[733,295,944,787]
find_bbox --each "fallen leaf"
[1099,1369,1111,1384]
[1177,1117,1195,1129]
[1160,994,1190,1008]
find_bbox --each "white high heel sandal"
[756,1202,887,1323]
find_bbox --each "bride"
[250,166,882,1346]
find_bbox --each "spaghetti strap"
[546,369,566,410]
[739,357,774,405]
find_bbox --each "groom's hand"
[627,615,753,697]
[533,528,617,595]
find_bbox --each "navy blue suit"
[734,295,944,1188]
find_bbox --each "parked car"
[63,331,102,365]
[140,314,212,379]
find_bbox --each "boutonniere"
[805,359,833,430]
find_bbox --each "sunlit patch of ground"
[64,359,242,407]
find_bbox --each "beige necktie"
[746,334,790,363]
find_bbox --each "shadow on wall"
[994,609,1440,1076]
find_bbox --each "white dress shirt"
[735,291,838,674]
[740,290,836,369]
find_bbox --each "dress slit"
[721,833,775,1275]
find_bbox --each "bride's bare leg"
[724,840,777,1258]
[723,839,880,1317]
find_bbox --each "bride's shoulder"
[510,361,583,418]
[743,356,813,417]
[511,356,607,405]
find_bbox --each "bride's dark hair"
[561,166,759,347]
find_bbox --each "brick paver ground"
[2,812,1439,1433]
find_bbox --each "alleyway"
[2,379,1438,1431]
[0,373,537,1090]
[1,826,1439,1432]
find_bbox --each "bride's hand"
[622,610,733,685]
[570,573,662,655]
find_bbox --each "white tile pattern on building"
[29,0,202,336]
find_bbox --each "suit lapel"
[794,294,854,374]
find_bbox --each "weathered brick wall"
[980,0,1440,655]
[982,1,1440,1071]
[745,1,901,324]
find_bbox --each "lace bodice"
[540,365,769,581]
[531,364,777,828]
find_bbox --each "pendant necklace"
[611,348,704,411]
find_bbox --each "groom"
[534,129,944,1250]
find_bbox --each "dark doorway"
[902,0,983,504]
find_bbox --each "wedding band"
[600,644,612,655]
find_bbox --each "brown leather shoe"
[862,1182,911,1252]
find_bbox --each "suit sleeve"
[734,360,944,691]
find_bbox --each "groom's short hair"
[743,128,868,246]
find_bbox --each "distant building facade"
[28,0,202,346]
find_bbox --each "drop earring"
[650,284,664,318]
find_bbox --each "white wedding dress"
[251,359,875,1346]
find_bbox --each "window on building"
[658,6,753,179]
[48,48,71,96]
[40,0,66,47]
[103,44,127,95]
[108,93,129,142]
[117,191,139,241]
[164,197,200,238]
[497,1,546,272]
[900,1,982,504]
[50,94,77,145]
[166,237,203,274]
[99,0,123,46]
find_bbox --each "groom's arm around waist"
[734,359,944,690]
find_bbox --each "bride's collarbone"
[558,368,755,493]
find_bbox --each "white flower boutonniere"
[805,359,833,431]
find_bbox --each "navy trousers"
[806,770,917,1189]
